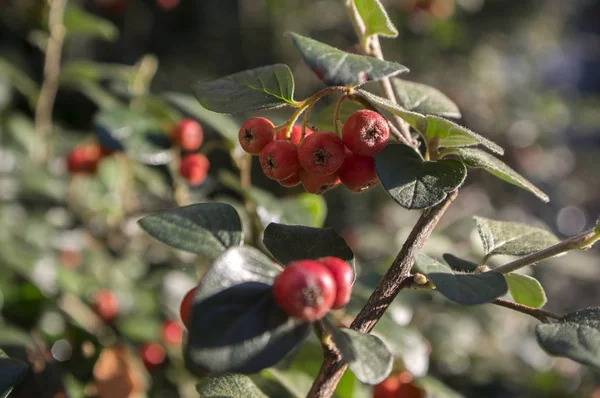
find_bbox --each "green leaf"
[249,187,327,228]
[474,216,559,257]
[93,108,172,164]
[138,202,242,259]
[442,254,478,272]
[391,78,460,118]
[67,81,122,109]
[60,61,133,83]
[505,273,547,309]
[63,5,119,41]
[193,64,297,114]
[324,321,393,384]
[353,0,399,38]
[289,33,408,87]
[423,115,503,154]
[186,246,310,374]
[0,58,39,107]
[164,92,240,146]
[535,307,600,372]
[357,89,425,128]
[375,144,466,210]
[262,223,354,268]
[196,374,267,398]
[0,350,28,398]
[413,253,508,305]
[115,316,160,343]
[457,148,549,202]
[263,368,312,398]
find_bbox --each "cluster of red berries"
[170,119,210,186]
[238,109,389,194]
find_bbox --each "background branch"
[492,298,560,323]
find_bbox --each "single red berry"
[179,154,210,185]
[171,119,204,152]
[161,320,184,345]
[373,372,424,398]
[140,343,166,370]
[342,110,390,156]
[300,169,340,195]
[259,140,300,180]
[180,287,197,328]
[94,289,119,323]
[276,125,314,145]
[238,117,276,155]
[273,260,336,321]
[298,131,345,175]
[66,145,104,174]
[373,375,401,398]
[279,171,301,188]
[317,257,353,308]
[339,152,380,193]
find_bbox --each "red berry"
[238,117,276,155]
[161,320,184,345]
[179,154,209,185]
[373,372,424,398]
[180,287,197,328]
[317,257,353,308]
[66,145,105,174]
[273,260,336,320]
[342,110,390,156]
[279,171,301,188]
[171,119,204,152]
[94,290,119,323]
[298,132,345,175]
[259,140,300,180]
[300,169,340,195]
[276,125,314,145]
[140,343,166,370]
[373,374,401,398]
[339,152,379,192]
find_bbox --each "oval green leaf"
[474,216,559,257]
[423,115,503,155]
[289,33,408,87]
[196,374,268,398]
[457,148,549,202]
[0,350,28,398]
[357,89,427,129]
[391,78,461,118]
[505,273,547,309]
[414,252,508,305]
[375,144,466,210]
[192,64,297,114]
[138,202,242,259]
[262,223,354,268]
[186,246,310,374]
[353,0,399,38]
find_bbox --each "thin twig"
[492,298,560,323]
[34,0,68,164]
[307,191,458,398]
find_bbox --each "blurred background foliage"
[1,0,600,397]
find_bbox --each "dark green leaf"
[391,78,460,118]
[186,246,310,374]
[474,216,559,257]
[505,273,547,308]
[138,202,242,258]
[324,321,393,384]
[0,350,28,398]
[193,64,297,113]
[164,92,240,146]
[196,374,267,398]
[442,254,478,272]
[262,223,354,268]
[423,115,503,154]
[63,5,119,41]
[535,307,600,372]
[375,144,466,210]
[93,108,172,164]
[413,253,508,305]
[457,148,549,202]
[353,0,398,38]
[289,33,408,86]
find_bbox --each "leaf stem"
[492,298,560,323]
[493,227,600,275]
[332,94,348,135]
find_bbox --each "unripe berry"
[171,119,204,151]
[338,152,379,192]
[273,260,336,321]
[140,343,166,370]
[300,169,340,194]
[276,125,314,145]
[66,145,105,174]
[259,140,300,180]
[161,320,184,345]
[180,287,197,328]
[94,289,119,323]
[298,131,345,175]
[317,257,353,308]
[279,171,301,188]
[179,154,210,185]
[342,110,390,156]
[238,117,276,155]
